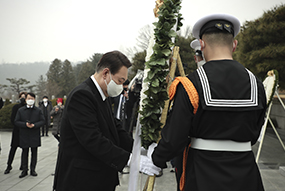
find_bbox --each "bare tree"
[136,24,153,50]
[46,82,61,99]
[176,25,192,39]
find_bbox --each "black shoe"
[30,170,38,176]
[156,169,163,178]
[120,167,130,174]
[4,166,12,174]
[41,135,44,137]
[19,171,28,178]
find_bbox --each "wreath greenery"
[139,0,183,149]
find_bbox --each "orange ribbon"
[168,76,199,191]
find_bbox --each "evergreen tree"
[89,53,103,71]
[129,51,146,80]
[235,4,285,89]
[175,35,196,75]
[46,58,63,97]
[60,59,75,96]
[73,64,82,85]
[77,61,94,84]
[35,75,48,99]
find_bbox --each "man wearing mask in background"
[112,79,131,133]
[39,96,52,136]
[4,92,27,174]
[50,98,64,144]
[15,92,45,178]
[190,39,206,68]
[53,51,136,191]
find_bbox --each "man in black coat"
[53,51,134,191]
[112,79,132,134]
[15,92,45,178]
[38,95,52,136]
[0,97,3,109]
[4,92,26,174]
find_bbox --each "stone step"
[280,166,285,177]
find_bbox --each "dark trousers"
[21,147,38,171]
[7,146,23,168]
[53,134,60,143]
[41,124,49,136]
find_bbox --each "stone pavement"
[0,129,285,191]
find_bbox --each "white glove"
[139,155,161,176]
[147,142,157,158]
[127,153,132,166]
[141,146,147,155]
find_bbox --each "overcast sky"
[0,0,284,63]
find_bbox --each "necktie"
[120,96,125,121]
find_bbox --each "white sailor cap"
[190,39,203,56]
[192,13,241,39]
[190,39,201,51]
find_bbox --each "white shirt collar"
[91,75,107,101]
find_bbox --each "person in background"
[151,13,266,191]
[0,97,3,109]
[38,96,52,136]
[190,39,206,68]
[50,98,64,144]
[15,92,45,178]
[4,92,27,174]
[112,79,132,134]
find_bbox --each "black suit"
[53,77,133,191]
[6,102,26,168]
[14,105,45,171]
[112,93,132,133]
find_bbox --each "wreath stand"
[256,87,285,163]
[143,46,185,191]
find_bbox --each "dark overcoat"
[53,77,133,191]
[50,105,64,135]
[38,101,53,126]
[10,102,26,147]
[14,106,45,148]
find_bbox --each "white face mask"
[26,99,35,106]
[197,60,206,68]
[43,99,48,102]
[105,73,123,97]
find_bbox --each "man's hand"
[26,122,34,128]
[139,143,160,176]
[139,155,161,176]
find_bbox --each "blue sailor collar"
[195,61,260,111]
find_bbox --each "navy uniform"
[152,13,266,191]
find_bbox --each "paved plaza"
[0,129,285,191]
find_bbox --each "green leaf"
[161,49,172,57]
[151,78,160,87]
[169,29,177,37]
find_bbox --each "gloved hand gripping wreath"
[169,76,199,191]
